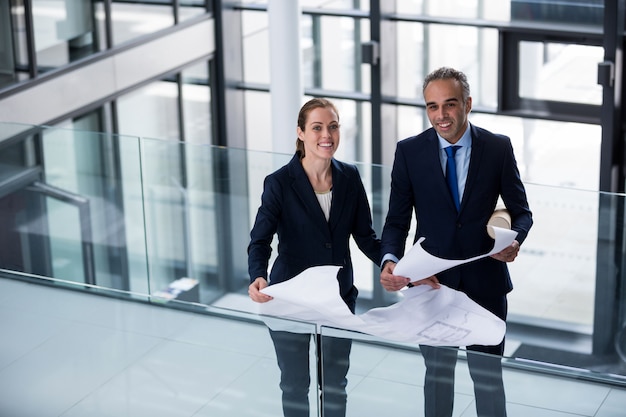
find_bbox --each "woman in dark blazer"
[248,98,380,417]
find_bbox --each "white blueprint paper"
[393,225,518,280]
[258,226,517,346]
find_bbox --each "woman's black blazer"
[248,154,381,309]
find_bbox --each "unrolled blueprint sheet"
[393,225,518,280]
[259,226,518,346]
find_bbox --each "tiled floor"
[1,277,625,417]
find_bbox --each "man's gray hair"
[423,67,471,102]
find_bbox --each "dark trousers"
[269,329,352,417]
[421,295,508,417]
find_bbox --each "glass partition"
[509,183,599,329]
[0,124,145,291]
[0,271,319,417]
[320,325,626,417]
[0,121,618,324]
[0,122,616,316]
[0,122,625,406]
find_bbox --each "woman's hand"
[248,277,273,303]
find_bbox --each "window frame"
[499,28,603,124]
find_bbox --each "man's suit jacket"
[381,124,533,301]
[248,154,380,310]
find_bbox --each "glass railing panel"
[0,273,319,417]
[0,122,151,296]
[249,315,322,417]
[42,126,151,293]
[138,137,217,304]
[139,291,322,417]
[508,183,599,329]
[2,122,626,396]
[320,326,626,417]
[138,138,261,306]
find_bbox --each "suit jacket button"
[325,243,332,249]
[456,223,462,228]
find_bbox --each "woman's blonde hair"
[295,98,339,159]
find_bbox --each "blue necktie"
[445,146,461,211]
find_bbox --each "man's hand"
[380,261,440,291]
[491,239,520,263]
[248,277,273,303]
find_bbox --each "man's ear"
[465,96,473,114]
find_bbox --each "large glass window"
[4,0,101,73]
[117,81,181,141]
[396,0,603,24]
[301,0,368,10]
[394,104,427,141]
[180,2,209,22]
[519,42,603,105]
[399,0,488,18]
[470,114,601,190]
[244,90,272,151]
[511,0,603,26]
[302,15,370,92]
[181,61,212,144]
[115,64,213,144]
[393,22,499,108]
[98,2,174,47]
[327,98,371,163]
[241,0,369,10]
[32,0,98,69]
[242,10,269,85]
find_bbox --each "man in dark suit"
[380,67,533,417]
